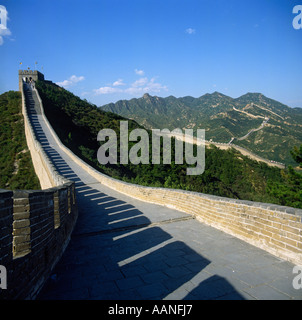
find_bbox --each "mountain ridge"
[101,92,302,166]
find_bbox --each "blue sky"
[1,0,302,107]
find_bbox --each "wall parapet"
[0,185,77,299]
[87,169,302,265]
[0,80,78,300]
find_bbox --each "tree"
[267,145,302,208]
[291,145,302,168]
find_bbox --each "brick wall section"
[0,190,13,266]
[12,192,31,258]
[0,184,77,299]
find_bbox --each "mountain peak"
[143,93,151,99]
[238,92,264,99]
[212,91,222,95]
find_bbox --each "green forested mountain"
[36,81,302,208]
[101,92,302,166]
[0,91,40,190]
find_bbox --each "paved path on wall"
[26,90,302,300]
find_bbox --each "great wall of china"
[0,71,301,299]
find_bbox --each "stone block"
[13,234,31,244]
[281,224,300,235]
[13,226,30,236]
[13,219,30,229]
[13,211,30,220]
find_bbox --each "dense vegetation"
[266,145,302,209]
[102,92,302,166]
[36,80,302,208]
[0,91,40,190]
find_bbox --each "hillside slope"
[102,92,302,166]
[0,91,41,190]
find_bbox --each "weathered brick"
[13,241,31,254]
[270,238,286,249]
[13,198,29,206]
[13,211,30,220]
[285,244,301,253]
[13,234,31,244]
[13,219,30,229]
[284,237,298,248]
[261,229,273,238]
[285,231,301,242]
[13,227,30,236]
[281,224,300,235]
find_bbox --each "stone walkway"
[27,89,302,300]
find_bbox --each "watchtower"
[19,70,44,91]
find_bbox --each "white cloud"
[124,87,143,95]
[94,86,122,95]
[56,75,85,87]
[94,70,167,97]
[94,76,167,96]
[185,28,196,34]
[145,78,168,93]
[135,69,145,76]
[132,77,148,87]
[113,79,125,86]
[70,75,85,82]
[0,27,11,45]
[0,5,11,46]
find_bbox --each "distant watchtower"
[19,70,44,91]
